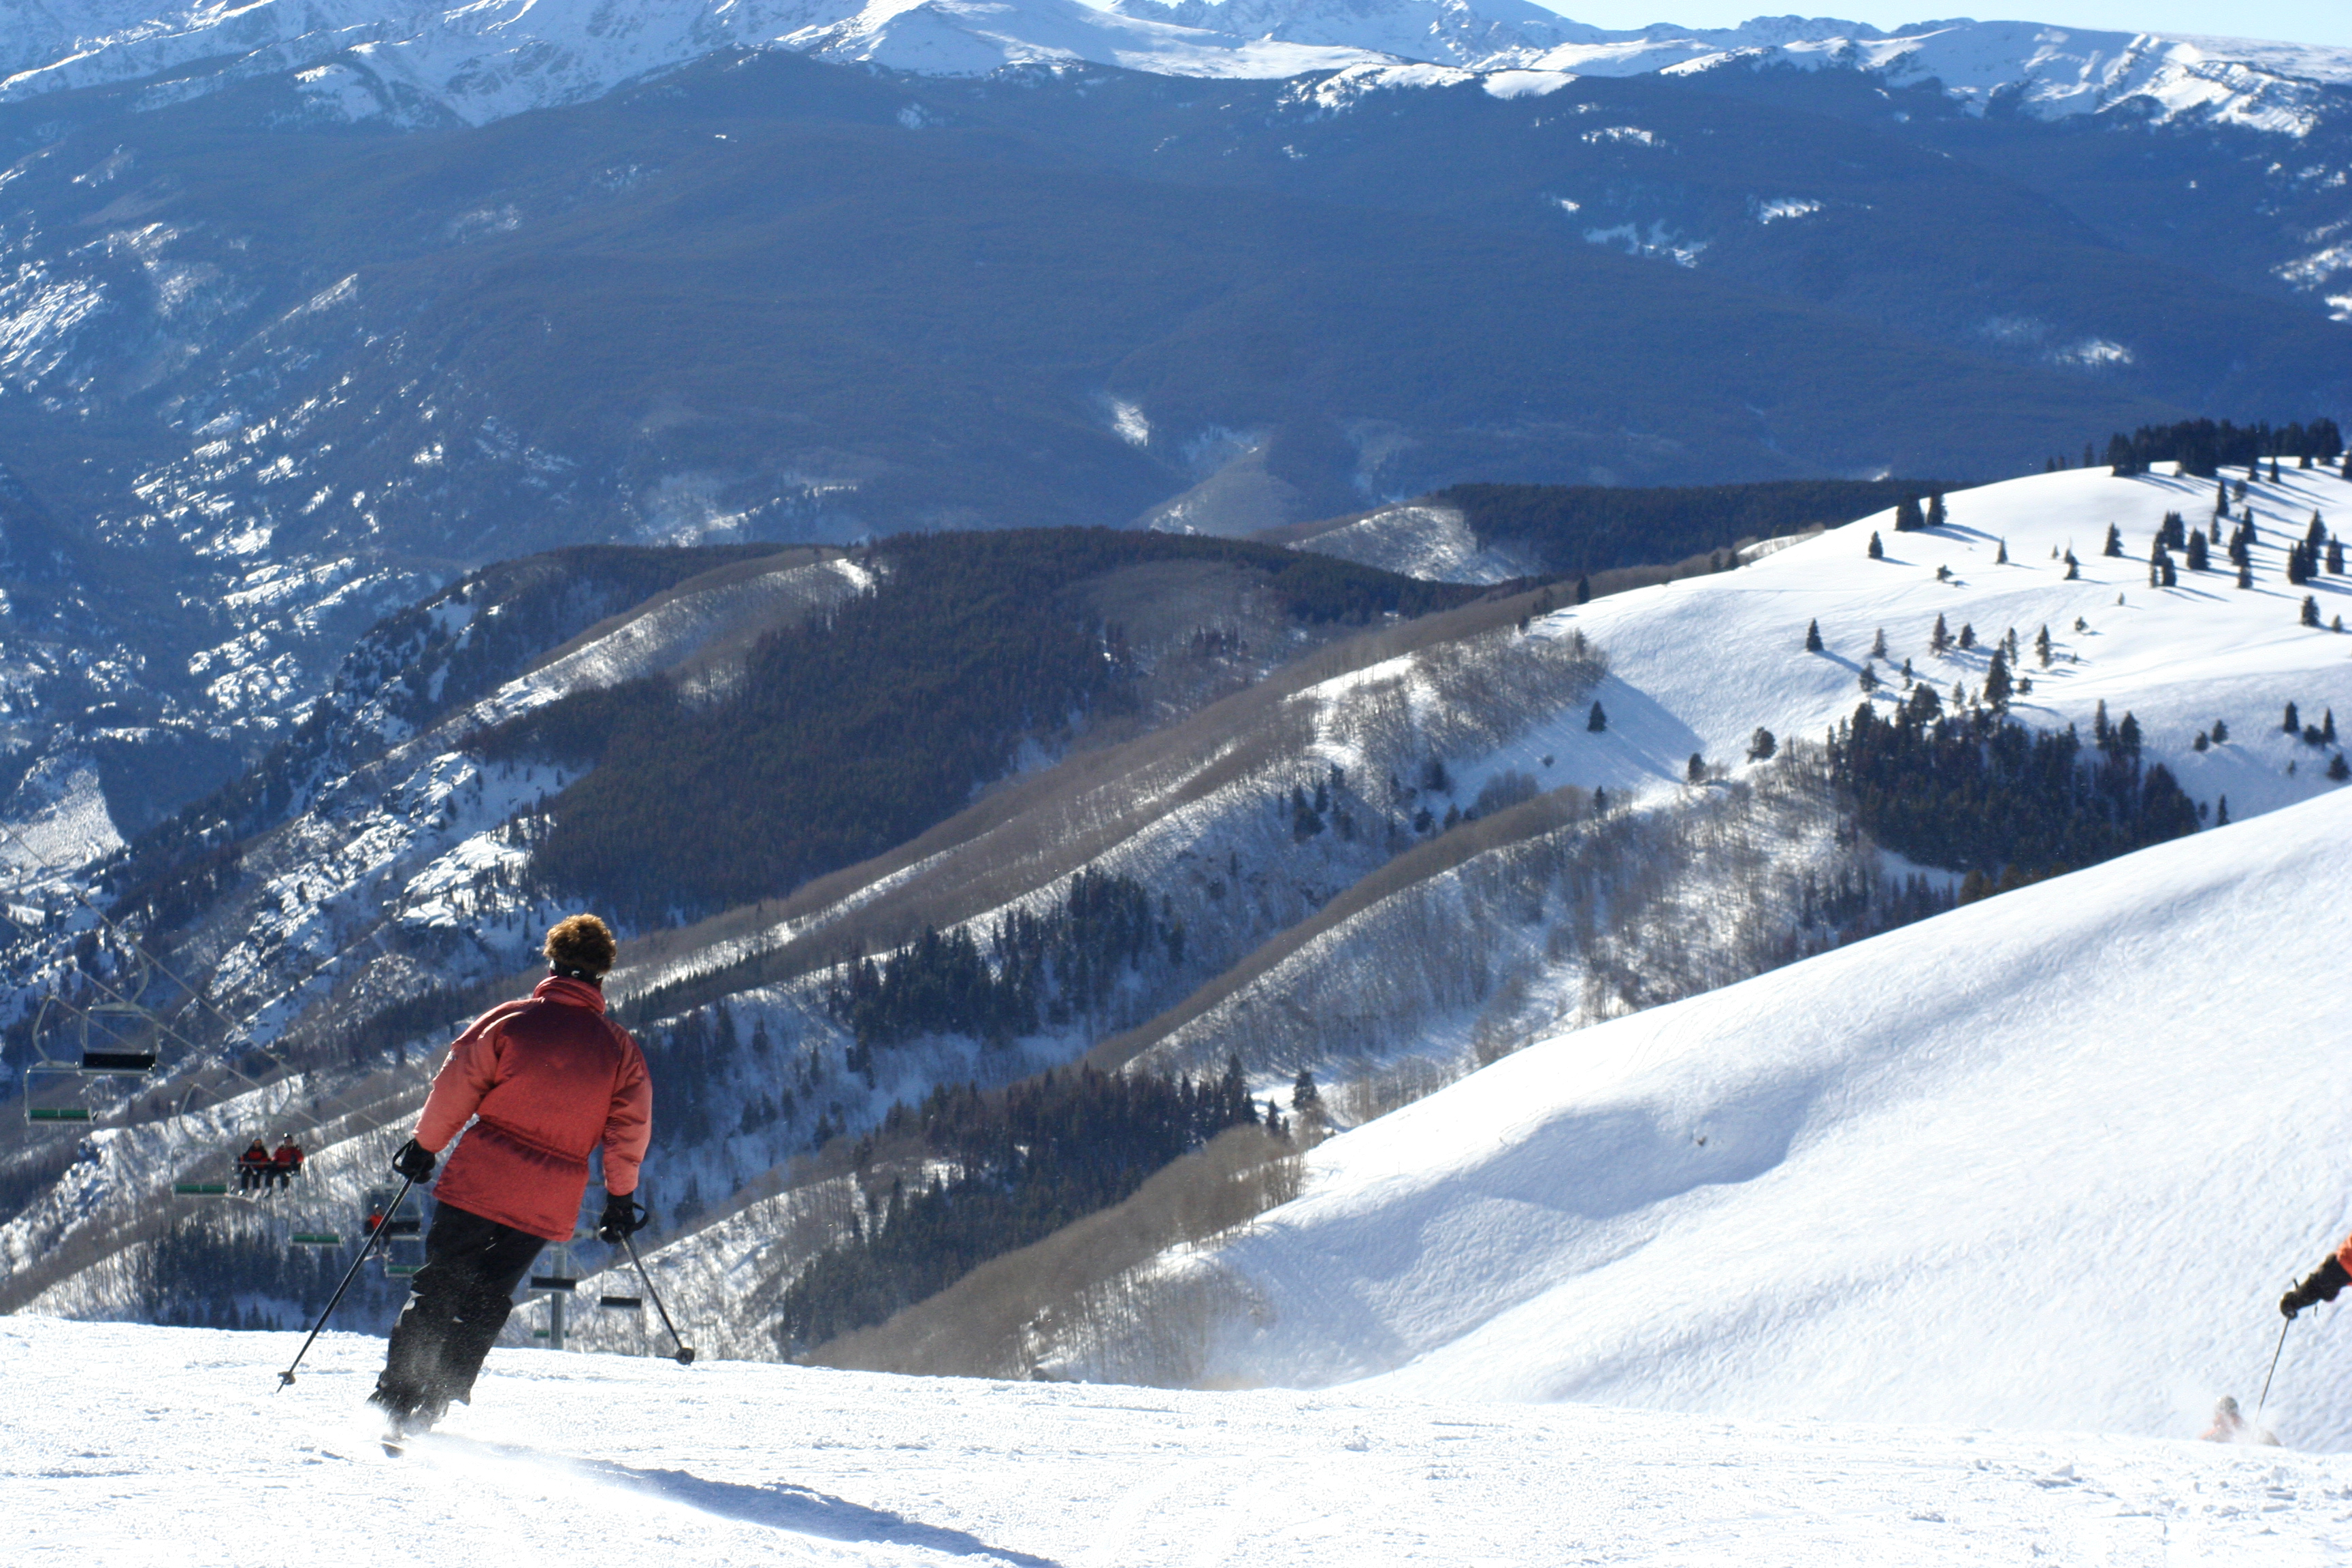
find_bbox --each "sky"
[1525,4,2351,47]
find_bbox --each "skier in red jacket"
[369,914,653,1437]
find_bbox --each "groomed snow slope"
[1457,463,2352,830]
[1193,782,2352,1450]
[8,1316,2352,1565]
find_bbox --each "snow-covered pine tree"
[1927,493,1948,529]
[1996,538,2008,564]
[1686,752,1707,783]
[2304,595,2323,628]
[1895,495,1925,532]
[2213,718,2230,743]
[2063,549,2080,580]
[1958,623,1976,650]
[1747,727,1776,761]
[1931,612,1950,653]
[1871,627,1889,659]
[2104,523,2123,557]
[1587,700,1607,732]
[2326,710,2339,745]
[1804,619,1823,653]
[2285,702,2302,733]
[1868,530,1884,559]
[2035,625,2053,666]
[2186,529,2209,572]
[1858,662,1878,693]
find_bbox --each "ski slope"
[1451,462,2352,829]
[7,1316,2352,1566]
[1183,780,2352,1450]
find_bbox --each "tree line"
[776,1060,1261,1352]
[1827,691,2202,877]
[2101,418,2345,478]
[828,869,1181,1071]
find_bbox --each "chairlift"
[19,988,163,1124]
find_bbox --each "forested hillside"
[477,529,1489,919]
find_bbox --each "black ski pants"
[375,1200,544,1415]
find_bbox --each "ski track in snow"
[5,1316,2351,1566]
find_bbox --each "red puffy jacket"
[414,975,651,1242]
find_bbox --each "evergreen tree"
[1867,531,1884,559]
[1995,538,2008,564]
[2215,479,2228,517]
[2212,718,2229,744]
[2330,540,2345,575]
[2035,625,2053,666]
[1575,575,1591,605]
[1804,619,1824,653]
[1587,700,1607,733]
[1931,614,1950,654]
[2285,702,2301,734]
[2326,710,2339,745]
[1982,649,2012,710]
[2159,511,2187,551]
[1591,785,1607,813]
[1870,627,1889,659]
[2185,529,2209,572]
[2093,699,2110,747]
[2237,558,2254,589]
[1900,657,1914,687]
[1895,495,1925,533]
[2104,523,2124,557]
[1747,727,1776,761]
[2304,595,2323,628]
[2217,795,2230,826]
[1858,662,1878,693]
[1687,751,1708,783]
[1927,493,1948,529]
[2308,511,2327,551]
[2063,549,2080,581]
[1958,623,1977,651]
[1292,1068,1321,1114]
[2117,712,2142,752]
[2332,753,2351,783]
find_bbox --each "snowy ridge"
[1181,780,2352,1450]
[0,0,2343,131]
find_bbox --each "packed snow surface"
[1191,781,2352,1452]
[10,1316,2352,1564]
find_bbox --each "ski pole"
[276,1173,414,1390]
[622,1232,696,1365]
[2257,1316,2293,1424]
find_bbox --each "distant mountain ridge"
[3,0,2347,135]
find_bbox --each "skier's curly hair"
[544,913,618,979]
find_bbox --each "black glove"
[599,1192,649,1245]
[390,1138,436,1183]
[2281,1254,2349,1318]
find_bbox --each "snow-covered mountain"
[1173,779,2352,1444]
[3,0,2347,131]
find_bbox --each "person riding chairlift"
[237,1139,273,1192]
[270,1135,304,1189]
